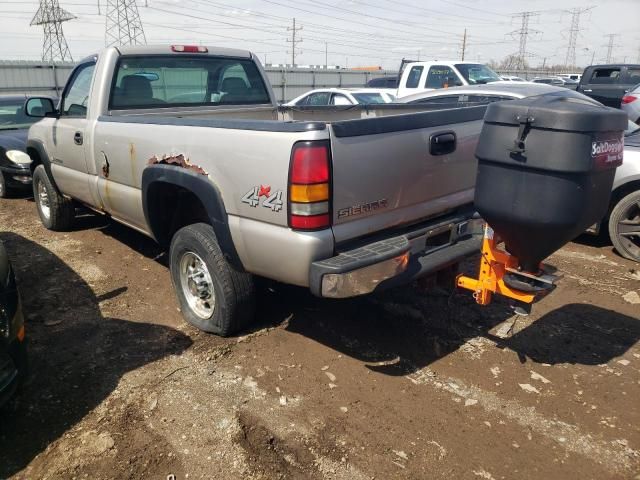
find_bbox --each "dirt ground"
[0,194,639,480]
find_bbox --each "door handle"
[429,131,456,156]
[74,131,83,145]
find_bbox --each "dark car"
[366,76,398,88]
[0,240,27,408]
[0,95,55,198]
[577,64,640,108]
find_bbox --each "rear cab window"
[588,68,621,84]
[405,66,424,88]
[109,55,271,109]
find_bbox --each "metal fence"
[0,60,396,102]
[0,60,584,101]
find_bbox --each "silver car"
[400,84,640,262]
[622,83,640,124]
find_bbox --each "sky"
[1,0,638,69]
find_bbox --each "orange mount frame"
[457,224,536,306]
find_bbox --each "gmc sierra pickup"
[25,45,484,336]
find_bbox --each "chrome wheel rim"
[37,180,51,220]
[179,251,215,319]
[617,199,640,259]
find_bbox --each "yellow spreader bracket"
[457,224,554,307]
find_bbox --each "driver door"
[49,60,96,205]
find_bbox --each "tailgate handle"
[430,132,456,156]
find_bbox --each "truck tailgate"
[329,107,486,244]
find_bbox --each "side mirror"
[25,97,58,118]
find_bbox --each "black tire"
[169,222,255,336]
[0,170,7,198]
[608,190,640,262]
[32,164,75,231]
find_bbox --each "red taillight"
[289,141,331,231]
[290,146,330,184]
[622,95,637,104]
[171,45,208,53]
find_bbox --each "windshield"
[352,93,387,104]
[0,99,38,130]
[110,55,271,109]
[455,64,502,85]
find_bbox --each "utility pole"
[286,18,303,67]
[461,28,467,61]
[564,7,593,68]
[591,50,596,65]
[603,33,619,63]
[105,0,147,47]
[325,41,328,69]
[637,46,640,63]
[509,11,541,70]
[30,0,76,62]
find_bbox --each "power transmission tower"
[563,7,593,68]
[30,0,76,62]
[509,11,541,70]
[603,34,620,63]
[286,18,303,67]
[105,0,147,47]
[460,28,467,61]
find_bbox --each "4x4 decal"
[242,185,283,212]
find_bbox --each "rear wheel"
[32,164,75,231]
[608,190,640,262]
[170,223,255,336]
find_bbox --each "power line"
[105,0,146,46]
[603,33,620,63]
[509,11,541,70]
[30,0,75,62]
[286,17,302,66]
[563,7,593,68]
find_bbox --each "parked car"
[531,77,578,89]
[622,83,640,124]
[395,60,504,98]
[399,83,640,262]
[285,88,395,106]
[24,45,488,336]
[577,64,640,108]
[0,95,55,198]
[366,76,398,88]
[558,73,582,82]
[0,239,27,408]
[500,75,526,82]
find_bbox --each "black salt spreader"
[457,94,627,311]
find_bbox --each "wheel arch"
[26,139,62,193]
[141,164,244,271]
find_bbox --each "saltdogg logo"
[591,138,623,157]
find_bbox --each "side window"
[61,62,96,117]
[331,94,352,106]
[626,68,640,85]
[306,92,331,106]
[412,95,460,109]
[589,68,621,84]
[405,66,423,88]
[425,66,459,89]
[461,95,511,107]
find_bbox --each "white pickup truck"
[395,61,505,98]
[24,45,487,336]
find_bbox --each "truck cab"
[396,61,503,98]
[577,64,640,108]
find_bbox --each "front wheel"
[169,223,255,336]
[608,190,640,262]
[32,165,75,231]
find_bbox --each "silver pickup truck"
[25,45,485,336]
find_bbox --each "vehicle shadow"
[0,232,192,478]
[262,278,640,376]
